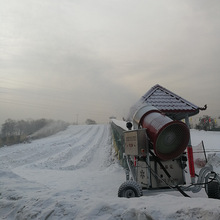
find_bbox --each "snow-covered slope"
[0,124,220,220]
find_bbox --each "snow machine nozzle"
[132,104,190,161]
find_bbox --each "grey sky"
[1,0,220,125]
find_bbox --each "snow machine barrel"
[131,104,190,160]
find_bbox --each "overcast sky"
[1,0,220,125]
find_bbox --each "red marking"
[187,146,195,178]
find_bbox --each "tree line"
[0,118,69,146]
[195,115,219,131]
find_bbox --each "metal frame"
[123,131,220,197]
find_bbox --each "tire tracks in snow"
[0,125,101,170]
[60,124,112,171]
[31,124,103,170]
[8,124,111,171]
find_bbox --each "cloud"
[1,0,220,125]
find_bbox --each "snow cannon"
[131,104,190,161]
[116,87,220,199]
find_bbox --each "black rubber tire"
[118,181,143,198]
[206,181,220,199]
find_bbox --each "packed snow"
[0,123,220,220]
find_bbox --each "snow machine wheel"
[206,180,220,199]
[118,181,143,198]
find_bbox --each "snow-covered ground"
[0,124,220,220]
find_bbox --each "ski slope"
[0,124,220,220]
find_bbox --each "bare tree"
[1,119,16,137]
